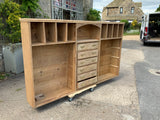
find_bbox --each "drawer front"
[77,70,97,82]
[78,64,97,75]
[78,57,98,67]
[78,42,99,51]
[78,77,97,89]
[78,50,98,59]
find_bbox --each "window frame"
[120,7,123,14]
[131,7,135,14]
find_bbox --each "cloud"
[93,0,160,14]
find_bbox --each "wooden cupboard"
[20,19,124,108]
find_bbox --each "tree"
[120,20,130,32]
[155,5,160,12]
[0,0,25,43]
[87,8,101,21]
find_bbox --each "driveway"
[0,35,159,120]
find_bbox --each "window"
[120,7,123,14]
[131,7,135,14]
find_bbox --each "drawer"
[77,70,97,82]
[78,42,99,51]
[78,77,97,89]
[78,64,97,75]
[78,57,98,67]
[78,50,98,59]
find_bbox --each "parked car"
[140,12,160,45]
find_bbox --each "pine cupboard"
[20,19,124,108]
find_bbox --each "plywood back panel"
[68,23,76,41]
[31,22,45,44]
[77,24,100,40]
[57,23,67,42]
[101,24,108,38]
[45,22,57,42]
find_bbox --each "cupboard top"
[20,18,124,25]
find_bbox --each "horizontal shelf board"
[77,39,99,43]
[101,37,122,40]
[111,56,120,59]
[110,65,119,68]
[98,73,117,83]
[35,87,73,107]
[32,41,75,46]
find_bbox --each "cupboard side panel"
[21,22,35,108]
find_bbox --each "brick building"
[102,0,144,22]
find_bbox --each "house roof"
[135,2,142,7]
[106,0,124,8]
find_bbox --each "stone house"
[102,0,144,22]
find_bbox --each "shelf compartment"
[31,22,45,44]
[77,24,100,41]
[57,23,67,42]
[32,44,75,107]
[98,40,121,82]
[118,24,124,37]
[101,24,108,38]
[107,24,113,38]
[68,23,76,41]
[113,24,119,38]
[98,73,116,83]
[45,22,57,43]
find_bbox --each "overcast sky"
[93,0,160,14]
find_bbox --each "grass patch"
[124,31,140,36]
[16,88,22,91]
[0,73,9,81]
[0,100,4,103]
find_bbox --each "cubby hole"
[45,22,57,43]
[118,24,123,37]
[31,22,45,44]
[101,24,108,38]
[68,23,76,41]
[77,24,100,41]
[32,44,75,106]
[113,24,119,38]
[57,23,67,42]
[98,39,121,82]
[107,24,113,38]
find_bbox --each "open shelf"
[45,22,57,43]
[68,23,76,41]
[118,24,123,37]
[31,22,45,44]
[77,24,100,41]
[32,44,75,107]
[57,23,67,42]
[107,24,113,38]
[113,24,119,38]
[98,39,121,82]
[101,24,108,38]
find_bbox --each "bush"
[120,20,130,32]
[87,8,101,21]
[0,0,25,43]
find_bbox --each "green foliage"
[15,0,42,18]
[120,20,130,32]
[0,72,9,80]
[155,5,160,12]
[0,0,25,43]
[87,8,101,21]
[131,20,141,29]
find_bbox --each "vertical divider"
[106,24,108,38]
[111,24,114,38]
[65,23,68,42]
[42,22,46,43]
[117,24,119,37]
[55,23,57,43]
